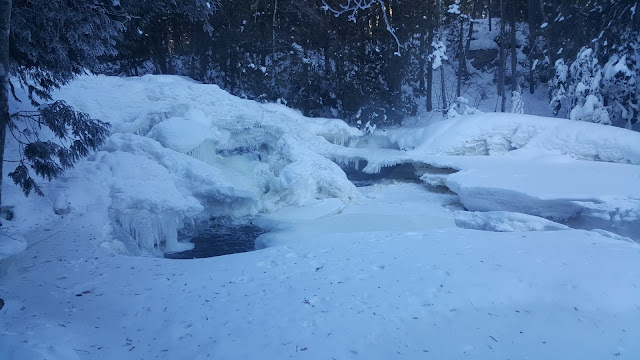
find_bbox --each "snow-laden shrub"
[429,41,448,70]
[570,94,611,125]
[447,97,481,119]
[602,48,640,129]
[568,47,611,125]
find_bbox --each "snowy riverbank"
[1,75,639,359]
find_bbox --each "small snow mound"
[454,211,571,232]
[470,38,499,51]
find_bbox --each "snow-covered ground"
[1,75,639,359]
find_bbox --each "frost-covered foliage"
[8,102,111,197]
[541,1,639,130]
[9,0,123,102]
[568,48,610,125]
[602,46,640,129]
[2,0,122,205]
[429,41,448,70]
[549,46,630,126]
[446,97,480,119]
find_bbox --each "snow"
[336,113,640,238]
[405,113,640,164]
[1,75,639,359]
[1,183,639,360]
[570,94,611,125]
[469,38,499,51]
[454,211,571,232]
[0,229,26,262]
[442,154,640,215]
[429,41,448,69]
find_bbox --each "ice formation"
[53,75,360,255]
[41,75,640,254]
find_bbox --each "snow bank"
[434,154,640,239]
[329,113,640,240]
[405,113,640,164]
[328,112,640,176]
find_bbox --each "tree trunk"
[510,1,517,92]
[488,0,492,31]
[418,29,426,95]
[440,65,447,110]
[499,0,506,111]
[538,0,554,82]
[527,0,536,94]
[426,27,434,112]
[464,1,477,77]
[0,0,11,209]
[272,0,278,85]
[456,16,464,98]
[437,0,447,110]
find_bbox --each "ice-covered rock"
[50,75,363,255]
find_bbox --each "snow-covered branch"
[321,0,402,56]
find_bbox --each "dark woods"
[103,0,639,129]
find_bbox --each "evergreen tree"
[0,0,121,211]
[540,0,639,128]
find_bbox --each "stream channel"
[164,162,422,259]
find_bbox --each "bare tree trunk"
[272,0,277,59]
[510,1,517,92]
[437,0,447,110]
[527,0,535,94]
[538,0,555,83]
[499,0,506,112]
[272,0,278,85]
[441,65,447,110]
[0,0,11,209]
[418,29,426,95]
[488,0,492,31]
[465,18,474,60]
[426,27,434,112]
[464,1,478,76]
[456,15,464,98]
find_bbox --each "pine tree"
[0,0,122,212]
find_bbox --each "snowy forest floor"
[1,182,639,360]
